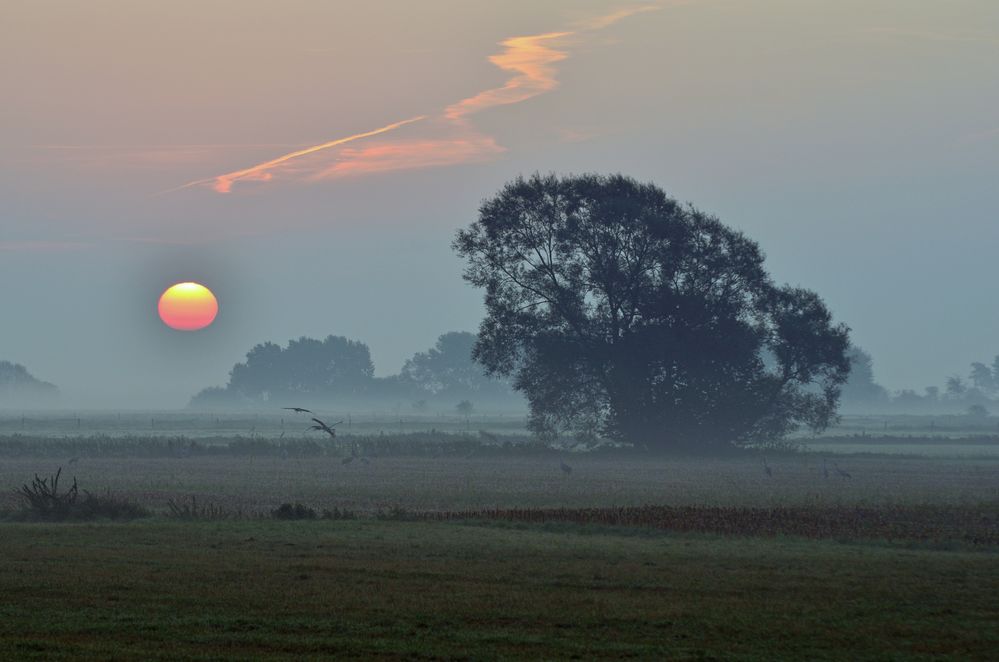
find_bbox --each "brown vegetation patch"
[419,504,999,546]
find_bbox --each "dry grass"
[2,453,996,516]
[419,504,999,547]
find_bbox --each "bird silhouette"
[560,461,573,476]
[68,457,79,465]
[308,417,342,439]
[341,456,354,465]
[822,459,830,479]
[762,457,773,477]
[833,462,852,479]
[283,407,312,414]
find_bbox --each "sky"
[1,0,997,408]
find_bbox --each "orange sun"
[158,282,218,331]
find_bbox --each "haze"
[1,0,997,408]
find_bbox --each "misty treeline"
[4,172,992,452]
[187,172,993,450]
[0,361,58,407]
[189,331,519,411]
[842,347,999,416]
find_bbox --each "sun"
[158,282,218,331]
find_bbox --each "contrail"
[444,31,570,122]
[172,5,661,194]
[168,115,426,193]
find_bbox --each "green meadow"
[1,520,997,661]
[1,416,997,659]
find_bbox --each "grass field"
[1,413,997,659]
[3,410,999,444]
[1,520,997,660]
[2,452,997,513]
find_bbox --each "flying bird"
[283,407,312,414]
[833,463,852,479]
[308,417,343,439]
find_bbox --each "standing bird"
[762,457,773,478]
[283,407,312,414]
[833,462,852,479]
[560,460,573,476]
[822,459,830,479]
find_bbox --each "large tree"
[454,173,851,449]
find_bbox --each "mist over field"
[2,2,998,659]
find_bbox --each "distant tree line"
[198,173,860,451]
[0,361,59,408]
[839,347,999,416]
[189,332,519,410]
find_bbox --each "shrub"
[15,467,148,521]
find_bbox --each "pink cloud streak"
[177,5,659,194]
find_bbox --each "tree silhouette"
[0,361,59,404]
[945,376,967,399]
[840,346,889,407]
[454,173,851,449]
[227,335,374,402]
[401,331,512,399]
[970,362,996,394]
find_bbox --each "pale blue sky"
[1,1,997,406]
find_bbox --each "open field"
[3,411,999,447]
[1,520,997,660]
[1,416,997,659]
[1,451,998,514]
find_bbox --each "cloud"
[443,32,570,122]
[178,5,660,194]
[310,135,505,181]
[172,116,426,194]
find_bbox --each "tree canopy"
[839,346,889,409]
[401,331,514,400]
[204,335,375,405]
[0,361,59,407]
[454,173,851,449]
[189,332,520,409]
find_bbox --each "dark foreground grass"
[0,521,997,660]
